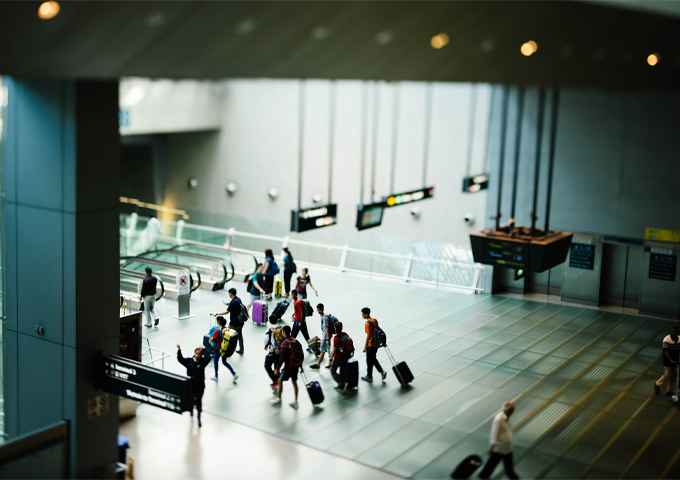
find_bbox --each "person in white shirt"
[479,402,519,479]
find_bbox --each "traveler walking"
[247,264,266,314]
[271,325,304,409]
[282,247,296,298]
[141,267,159,328]
[262,249,279,301]
[478,402,519,479]
[176,343,212,427]
[264,315,285,390]
[310,303,334,370]
[330,321,354,392]
[290,290,313,352]
[208,317,238,382]
[654,325,680,395]
[362,307,387,382]
[294,267,318,300]
[211,288,245,354]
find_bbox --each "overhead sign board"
[463,174,489,193]
[384,187,434,208]
[646,228,680,243]
[291,204,338,233]
[356,202,385,231]
[95,354,192,414]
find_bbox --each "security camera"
[268,188,279,199]
[464,212,475,225]
[187,178,198,189]
[410,207,421,219]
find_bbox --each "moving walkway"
[120,270,164,311]
[120,257,200,299]
[138,248,234,290]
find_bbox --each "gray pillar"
[3,79,120,477]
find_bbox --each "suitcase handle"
[385,346,398,368]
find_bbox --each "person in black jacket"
[176,344,212,427]
[141,267,160,328]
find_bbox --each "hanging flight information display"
[649,253,677,282]
[356,202,385,231]
[384,187,435,208]
[569,243,595,270]
[484,239,528,269]
[291,204,338,233]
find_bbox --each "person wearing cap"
[478,402,519,479]
[141,266,159,328]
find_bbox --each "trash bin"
[117,435,130,465]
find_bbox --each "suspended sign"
[291,204,338,233]
[356,202,385,231]
[462,174,489,193]
[95,354,192,414]
[384,187,435,208]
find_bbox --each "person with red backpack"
[272,325,304,409]
[362,307,387,382]
[208,316,238,383]
[330,321,354,392]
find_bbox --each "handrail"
[146,248,234,284]
[121,257,201,292]
[172,241,258,277]
[119,270,165,300]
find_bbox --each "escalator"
[120,257,200,299]
[138,248,235,290]
[169,242,259,282]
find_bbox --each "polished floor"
[124,270,678,479]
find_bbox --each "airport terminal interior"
[2,1,680,479]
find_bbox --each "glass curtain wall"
[0,76,7,439]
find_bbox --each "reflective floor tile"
[552,360,591,381]
[483,298,527,316]
[353,420,440,468]
[512,401,572,448]
[601,369,640,391]
[579,388,619,411]
[579,365,616,387]
[331,413,414,460]
[565,309,606,330]
[476,365,522,389]
[593,417,658,472]
[503,334,542,351]
[502,301,545,319]
[502,371,545,394]
[542,457,588,479]
[554,381,596,405]
[543,306,585,326]
[456,342,498,361]
[563,414,627,464]
[528,376,571,399]
[419,383,496,425]
[412,435,488,479]
[392,378,470,419]
[526,355,568,376]
[428,356,475,377]
[453,361,497,383]
[502,350,544,370]
[533,407,599,456]
[607,393,650,418]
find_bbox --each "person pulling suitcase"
[361,307,387,382]
[329,321,354,393]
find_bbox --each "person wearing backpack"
[282,247,296,298]
[290,290,313,353]
[272,325,304,409]
[262,249,279,301]
[210,288,245,354]
[247,264,266,314]
[362,307,387,382]
[330,321,354,392]
[208,316,238,383]
[310,303,335,370]
[264,315,285,390]
[176,343,212,427]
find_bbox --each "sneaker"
[306,348,313,353]
[361,376,373,382]
[145,324,152,328]
[381,371,388,382]
[324,364,331,369]
[310,364,320,370]
[270,397,282,405]
[154,319,159,326]
[210,376,218,381]
[290,401,299,409]
[233,374,238,383]
[333,384,347,393]
[236,350,244,355]
[654,383,660,394]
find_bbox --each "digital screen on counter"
[484,240,528,269]
[649,253,677,282]
[569,244,595,270]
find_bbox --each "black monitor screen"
[356,203,384,230]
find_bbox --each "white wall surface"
[161,79,491,246]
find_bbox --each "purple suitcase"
[252,299,268,325]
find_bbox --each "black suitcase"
[302,372,324,405]
[451,454,483,479]
[272,300,289,319]
[202,334,215,355]
[346,358,359,389]
[386,347,414,386]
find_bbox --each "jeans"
[291,320,310,343]
[265,352,280,383]
[143,295,159,326]
[479,452,518,479]
[366,346,384,378]
[331,358,348,386]
[230,324,244,352]
[656,365,678,393]
[284,270,294,294]
[213,351,235,377]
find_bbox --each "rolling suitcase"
[274,279,282,298]
[252,298,268,325]
[451,455,483,479]
[308,336,321,357]
[386,346,414,386]
[346,358,359,389]
[272,299,289,320]
[202,334,214,355]
[301,372,324,406]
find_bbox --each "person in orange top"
[361,307,387,382]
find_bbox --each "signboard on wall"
[291,204,338,233]
[645,228,680,243]
[569,243,596,270]
[649,251,677,282]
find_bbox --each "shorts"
[250,293,262,305]
[279,367,299,382]
[320,332,330,353]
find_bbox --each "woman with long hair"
[282,247,296,298]
[262,248,279,301]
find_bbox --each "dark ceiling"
[1,1,679,89]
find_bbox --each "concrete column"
[3,79,120,477]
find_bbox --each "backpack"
[368,319,387,348]
[208,326,221,348]
[236,297,249,325]
[266,326,285,353]
[246,277,254,292]
[220,328,239,357]
[282,337,304,367]
[337,333,355,359]
[270,260,280,275]
[302,299,314,317]
[325,314,339,333]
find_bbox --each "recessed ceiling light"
[430,33,449,50]
[375,30,395,46]
[38,1,60,20]
[647,53,660,66]
[311,26,329,41]
[236,18,257,35]
[481,39,495,53]
[144,10,168,28]
[520,41,537,56]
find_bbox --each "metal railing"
[141,338,171,370]
[121,213,486,293]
